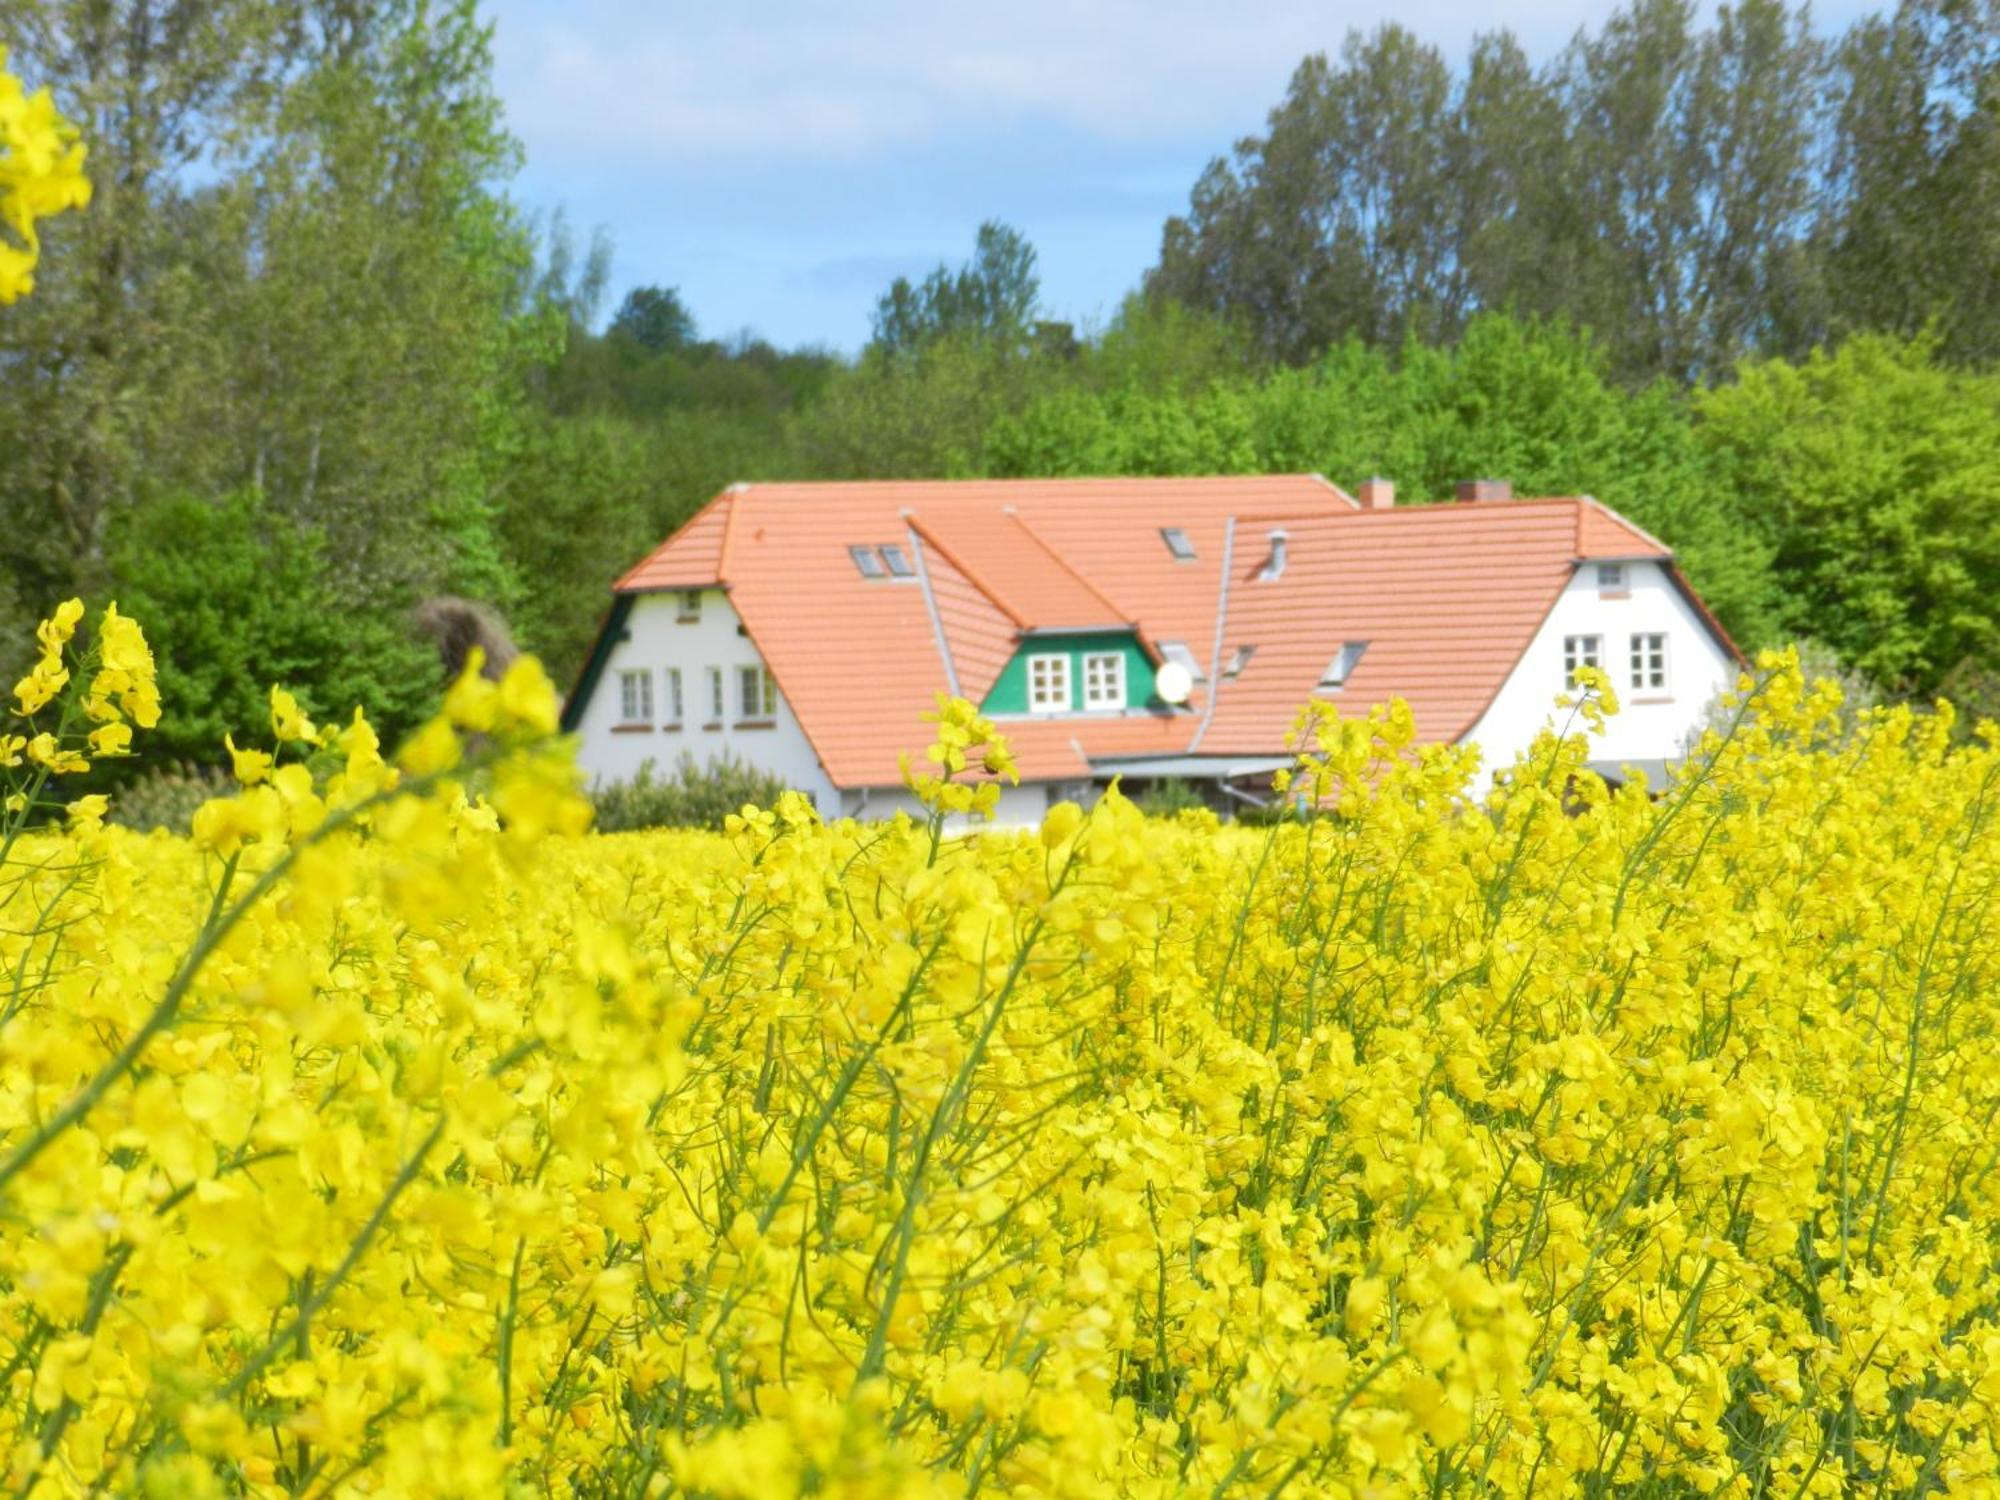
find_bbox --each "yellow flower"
[269,684,316,744]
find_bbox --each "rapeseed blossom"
[0,49,89,303]
[1,601,1999,1497]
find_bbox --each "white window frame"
[618,669,653,725]
[1160,527,1196,562]
[706,666,724,723]
[1595,562,1626,593]
[849,545,886,579]
[1563,634,1602,688]
[879,544,915,579]
[1027,654,1071,713]
[1629,632,1669,694]
[738,665,778,721]
[677,589,702,621]
[664,667,683,725]
[1082,652,1125,711]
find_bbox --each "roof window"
[1160,527,1196,562]
[1224,644,1257,679]
[880,543,915,578]
[1254,529,1289,582]
[1318,641,1368,690]
[848,545,886,579]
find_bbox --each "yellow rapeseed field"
[3,599,2000,1498]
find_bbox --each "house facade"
[563,475,1741,823]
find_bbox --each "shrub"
[589,750,791,831]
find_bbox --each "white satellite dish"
[1154,661,1193,705]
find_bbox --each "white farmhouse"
[563,475,1741,821]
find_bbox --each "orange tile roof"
[586,480,1723,788]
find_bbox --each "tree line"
[2,0,1997,782]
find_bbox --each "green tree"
[610,285,698,353]
[1695,332,2000,692]
[107,491,439,769]
[871,221,1040,354]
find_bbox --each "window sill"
[661,723,683,733]
[734,720,775,731]
[676,615,700,625]
[1630,695,1674,705]
[700,722,723,732]
[1597,590,1631,601]
[611,723,653,735]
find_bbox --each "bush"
[589,751,791,831]
[105,761,233,834]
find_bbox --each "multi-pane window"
[1629,632,1668,692]
[1082,652,1125,710]
[664,667,683,724]
[677,589,702,621]
[1563,635,1601,688]
[618,669,653,724]
[739,665,778,720]
[1595,562,1626,592]
[706,667,725,722]
[1028,654,1071,713]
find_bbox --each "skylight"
[880,543,915,578]
[1224,644,1257,678]
[848,545,886,579]
[1319,641,1368,690]
[1160,527,1196,562]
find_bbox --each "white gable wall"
[1459,560,1737,796]
[573,589,838,812]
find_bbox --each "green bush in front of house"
[589,752,793,832]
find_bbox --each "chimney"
[1455,478,1512,503]
[1255,529,1289,581]
[1357,476,1395,510]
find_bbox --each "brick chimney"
[1455,478,1512,503]
[1357,476,1395,510]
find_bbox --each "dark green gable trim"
[559,593,636,733]
[981,631,1159,715]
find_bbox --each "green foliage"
[107,492,439,769]
[871,221,1041,354]
[590,753,792,833]
[1132,779,1210,818]
[610,285,698,353]
[1695,333,2000,691]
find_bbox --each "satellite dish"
[1155,661,1193,705]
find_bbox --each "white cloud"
[488,0,1619,170]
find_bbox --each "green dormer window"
[985,631,1156,717]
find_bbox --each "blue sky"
[488,1,1873,354]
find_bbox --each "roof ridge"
[1577,494,1674,557]
[1003,509,1134,628]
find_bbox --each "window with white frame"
[1160,527,1196,562]
[739,665,778,720]
[1563,635,1602,687]
[1082,652,1125,710]
[706,666,724,722]
[677,589,702,621]
[618,669,653,724]
[879,544,915,579]
[1629,632,1668,692]
[664,667,683,724]
[1595,562,1626,593]
[1028,654,1071,713]
[848,545,886,579]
